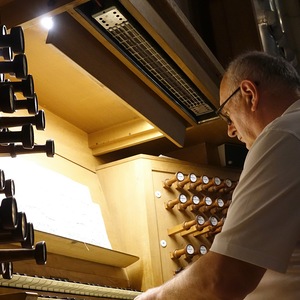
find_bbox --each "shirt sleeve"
[211,128,300,272]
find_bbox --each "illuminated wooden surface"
[35,231,139,268]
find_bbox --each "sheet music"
[0,157,111,249]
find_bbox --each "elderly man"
[135,51,300,299]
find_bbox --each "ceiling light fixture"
[40,17,54,30]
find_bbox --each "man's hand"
[134,287,161,300]
[133,251,265,300]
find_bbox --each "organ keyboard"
[0,273,141,299]
[0,232,141,300]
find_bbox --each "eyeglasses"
[216,87,241,125]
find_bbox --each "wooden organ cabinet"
[96,154,241,292]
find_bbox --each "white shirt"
[211,100,300,298]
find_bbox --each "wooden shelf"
[34,231,139,268]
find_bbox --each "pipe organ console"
[0,24,142,300]
[0,20,243,300]
[96,154,241,291]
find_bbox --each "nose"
[227,123,237,138]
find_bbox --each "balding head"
[223,51,300,96]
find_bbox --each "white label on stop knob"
[186,244,195,255]
[189,173,197,183]
[179,194,187,203]
[177,172,185,181]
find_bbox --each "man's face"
[219,79,257,150]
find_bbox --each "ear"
[240,80,259,111]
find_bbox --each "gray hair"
[225,51,300,91]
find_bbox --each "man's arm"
[135,251,266,300]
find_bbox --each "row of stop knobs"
[0,169,47,279]
[163,172,237,262]
[163,172,237,194]
[167,215,224,262]
[165,194,230,216]
[0,25,49,279]
[0,24,54,157]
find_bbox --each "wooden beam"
[89,119,163,155]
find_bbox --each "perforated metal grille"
[92,6,215,122]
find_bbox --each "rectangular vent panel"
[76,1,217,123]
